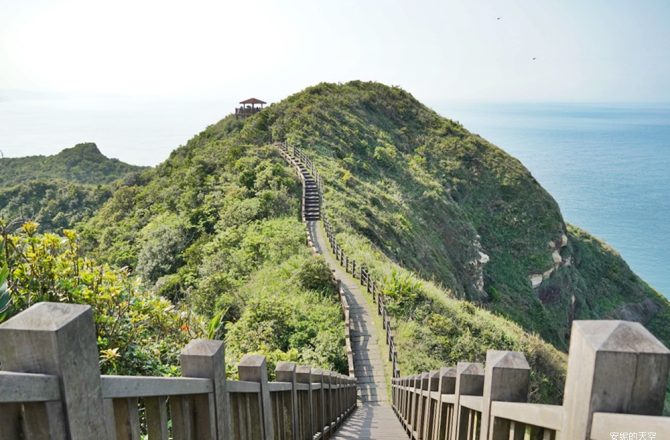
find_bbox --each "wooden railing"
[277,141,400,379]
[0,302,357,440]
[392,320,670,440]
[277,142,356,379]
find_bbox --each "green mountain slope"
[76,81,668,402]
[0,143,144,186]
[0,143,147,231]
[260,81,670,350]
[0,180,113,231]
[77,126,347,373]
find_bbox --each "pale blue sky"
[1,0,669,104]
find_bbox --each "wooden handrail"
[101,375,213,398]
[281,140,402,379]
[392,322,670,440]
[0,302,358,440]
[0,371,61,403]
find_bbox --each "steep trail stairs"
[279,144,408,439]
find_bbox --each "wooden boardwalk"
[308,220,408,439]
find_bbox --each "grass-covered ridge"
[0,180,113,231]
[259,81,670,351]
[0,142,144,186]
[0,143,147,232]
[76,119,348,375]
[4,81,666,402]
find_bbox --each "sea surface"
[1,97,668,297]
[435,102,670,298]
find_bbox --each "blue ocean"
[435,102,670,298]
[1,97,668,297]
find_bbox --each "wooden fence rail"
[392,320,670,440]
[277,141,401,378]
[0,302,357,440]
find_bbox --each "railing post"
[451,362,484,440]
[276,362,298,440]
[0,302,109,440]
[325,371,335,434]
[416,372,430,438]
[181,339,230,440]
[432,366,456,440]
[480,351,530,440]
[238,354,275,440]
[561,320,670,439]
[422,370,440,440]
[297,365,314,437]
[312,368,326,437]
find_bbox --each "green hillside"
[259,81,670,351]
[0,180,113,231]
[0,143,147,231]
[4,81,666,404]
[0,143,144,186]
[75,85,559,401]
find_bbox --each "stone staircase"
[301,166,321,221]
[279,143,408,439]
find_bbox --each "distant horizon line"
[2,88,670,108]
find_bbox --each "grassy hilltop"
[0,142,143,186]
[0,143,145,231]
[2,82,668,404]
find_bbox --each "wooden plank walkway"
[307,220,408,439]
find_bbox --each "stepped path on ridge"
[308,220,408,439]
[280,144,407,438]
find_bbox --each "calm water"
[435,102,670,298]
[0,96,231,166]
[1,97,668,297]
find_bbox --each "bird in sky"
[497,17,502,20]
[532,57,537,61]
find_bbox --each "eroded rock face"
[469,236,489,297]
[552,250,562,264]
[529,230,571,289]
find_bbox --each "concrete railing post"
[416,372,430,438]
[325,371,335,433]
[276,362,298,440]
[297,365,314,437]
[432,366,456,440]
[238,354,275,440]
[312,368,326,437]
[561,320,670,439]
[422,370,440,440]
[181,339,230,440]
[480,351,530,440]
[0,302,109,440]
[451,362,484,440]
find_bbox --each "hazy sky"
[1,0,669,104]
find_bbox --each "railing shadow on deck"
[0,302,357,440]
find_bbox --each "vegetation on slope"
[260,81,670,352]
[0,180,113,231]
[0,222,195,376]
[75,122,347,374]
[0,143,144,186]
[0,143,147,232]
[4,81,667,403]
[1,128,347,376]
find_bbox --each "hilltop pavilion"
[235,98,266,118]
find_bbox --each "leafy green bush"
[296,256,332,291]
[0,222,197,376]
